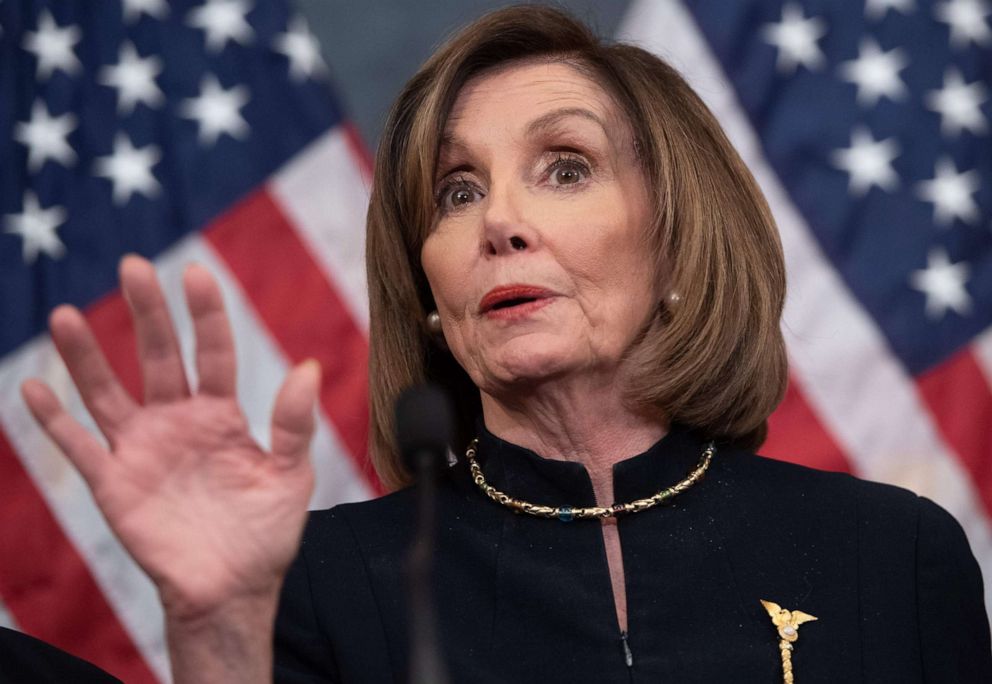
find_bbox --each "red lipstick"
[479,285,557,317]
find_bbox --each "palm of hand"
[21,257,320,619]
[104,397,313,615]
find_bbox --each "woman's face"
[420,61,657,396]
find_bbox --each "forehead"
[442,61,622,139]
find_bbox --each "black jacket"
[274,425,992,683]
[0,626,122,683]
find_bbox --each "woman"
[21,6,991,683]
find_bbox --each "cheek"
[420,231,470,318]
[609,246,657,325]
[562,221,656,334]
[564,216,652,298]
[422,234,463,313]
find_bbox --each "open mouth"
[479,285,555,314]
[479,285,556,316]
[491,296,538,310]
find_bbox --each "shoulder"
[301,465,482,558]
[743,451,976,534]
[301,486,418,556]
[283,489,420,627]
[724,452,988,603]
[713,449,984,574]
[718,447,922,523]
[311,486,417,521]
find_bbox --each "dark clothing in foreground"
[0,626,121,683]
[275,424,992,683]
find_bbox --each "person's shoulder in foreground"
[0,626,122,683]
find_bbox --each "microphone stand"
[396,382,453,684]
[408,447,449,684]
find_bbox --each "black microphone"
[395,384,453,684]
[395,383,454,474]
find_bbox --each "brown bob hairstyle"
[365,4,787,490]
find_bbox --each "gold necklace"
[465,438,714,522]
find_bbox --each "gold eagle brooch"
[760,599,817,684]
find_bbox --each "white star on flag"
[831,126,901,196]
[3,191,68,264]
[179,74,250,145]
[909,248,972,319]
[121,0,169,23]
[838,37,909,106]
[273,15,327,81]
[865,0,916,20]
[925,68,989,137]
[187,0,254,53]
[934,0,992,49]
[99,42,165,114]
[915,157,981,226]
[762,3,828,74]
[21,9,82,80]
[14,100,77,172]
[94,133,162,205]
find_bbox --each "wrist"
[163,588,282,684]
[161,577,282,621]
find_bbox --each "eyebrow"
[436,106,613,182]
[440,106,610,155]
[524,107,610,138]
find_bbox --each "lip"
[478,284,558,316]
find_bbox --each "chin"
[485,345,580,388]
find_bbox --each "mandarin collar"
[472,422,711,509]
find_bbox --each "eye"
[436,177,484,213]
[547,155,590,187]
[450,187,477,206]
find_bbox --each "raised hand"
[21,255,319,622]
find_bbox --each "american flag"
[3,0,992,680]
[0,0,376,680]
[621,0,992,621]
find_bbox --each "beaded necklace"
[464,438,714,522]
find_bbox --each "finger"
[119,255,191,404]
[49,305,138,437]
[21,379,110,489]
[270,360,321,465]
[183,264,237,397]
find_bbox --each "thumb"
[270,359,321,465]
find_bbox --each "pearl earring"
[426,310,443,334]
[667,291,682,306]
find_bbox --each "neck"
[480,377,667,506]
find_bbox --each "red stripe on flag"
[763,375,853,473]
[204,189,381,494]
[0,429,158,683]
[917,346,992,516]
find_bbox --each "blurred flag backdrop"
[0,0,376,680]
[0,0,990,681]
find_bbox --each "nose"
[481,182,537,257]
